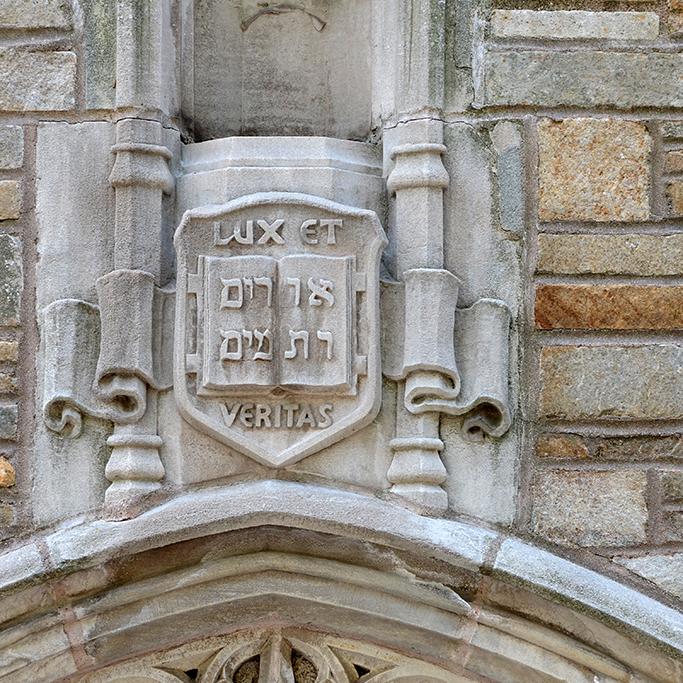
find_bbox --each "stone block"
[665,150,683,174]
[616,553,683,601]
[0,371,16,395]
[593,435,683,461]
[531,469,648,546]
[539,345,683,420]
[491,10,659,41]
[0,341,17,362]
[667,181,683,215]
[0,503,14,526]
[661,471,683,503]
[536,234,683,276]
[0,180,21,220]
[0,235,22,326]
[538,119,650,222]
[0,50,76,111]
[490,121,523,234]
[0,404,17,440]
[0,457,15,487]
[662,121,683,140]
[0,126,23,170]
[0,0,71,29]
[481,51,682,109]
[663,511,683,543]
[535,284,683,330]
[535,434,588,459]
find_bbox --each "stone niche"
[184,0,374,140]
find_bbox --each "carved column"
[103,118,174,517]
[386,123,450,514]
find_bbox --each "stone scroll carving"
[41,283,174,439]
[174,192,387,468]
[383,270,512,442]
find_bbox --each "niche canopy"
[174,192,387,467]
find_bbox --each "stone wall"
[0,1,681,680]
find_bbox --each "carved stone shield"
[174,192,387,467]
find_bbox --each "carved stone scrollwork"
[82,629,462,682]
[40,117,175,519]
[383,120,513,515]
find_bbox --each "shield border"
[173,192,387,467]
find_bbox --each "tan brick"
[594,435,683,461]
[538,119,651,222]
[535,284,683,330]
[0,341,17,362]
[0,126,23,170]
[0,0,71,29]
[539,345,683,420]
[0,457,14,488]
[665,150,683,174]
[667,181,683,215]
[0,503,14,526]
[663,511,683,543]
[536,233,683,276]
[0,181,21,221]
[0,372,16,395]
[532,469,647,546]
[535,433,589,459]
[661,471,683,503]
[0,50,76,112]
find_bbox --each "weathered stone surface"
[81,0,116,109]
[663,511,683,543]
[667,181,683,215]
[0,371,16,395]
[538,119,650,222]
[0,457,15,488]
[0,340,17,362]
[0,404,17,440]
[0,0,71,28]
[661,471,683,503]
[0,50,76,111]
[0,503,14,526]
[537,234,683,276]
[662,121,683,140]
[0,235,22,326]
[535,284,683,330]
[616,553,683,601]
[539,345,683,420]
[491,10,659,40]
[490,121,523,234]
[532,469,648,546]
[535,433,588,459]
[0,126,23,170]
[482,51,682,109]
[0,180,21,220]
[665,150,683,174]
[593,435,683,461]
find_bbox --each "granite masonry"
[0,1,681,682]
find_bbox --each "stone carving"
[383,272,511,441]
[238,1,328,32]
[174,192,387,467]
[383,120,513,514]
[82,629,461,682]
[41,290,174,438]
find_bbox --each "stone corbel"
[382,270,512,443]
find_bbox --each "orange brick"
[535,284,683,330]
